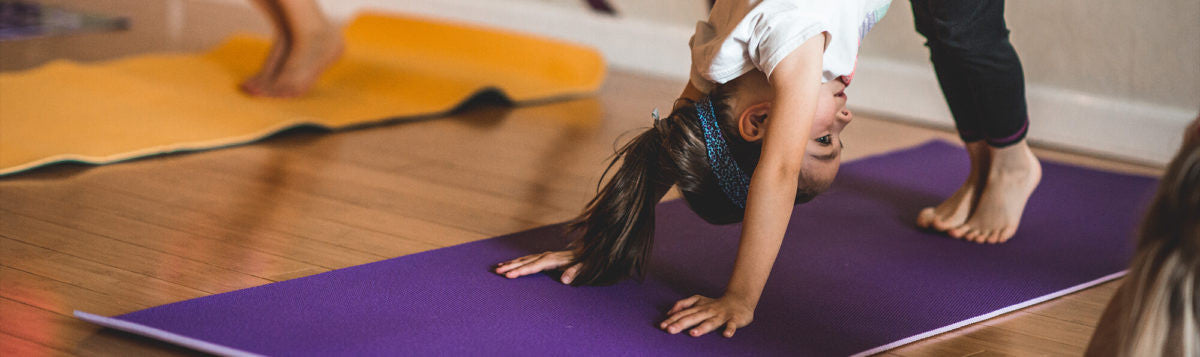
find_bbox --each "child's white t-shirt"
[689,0,891,93]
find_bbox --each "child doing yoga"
[496,0,1041,337]
[497,0,889,338]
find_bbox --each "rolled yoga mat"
[75,141,1157,356]
[0,12,605,176]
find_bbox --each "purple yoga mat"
[77,141,1157,356]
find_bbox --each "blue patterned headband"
[696,96,751,208]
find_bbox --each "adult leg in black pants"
[911,0,1042,244]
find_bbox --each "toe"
[948,225,970,239]
[971,229,988,243]
[981,230,998,244]
[986,230,1003,244]
[969,229,986,243]
[916,208,936,229]
[967,229,987,243]
[240,79,264,95]
[980,230,995,244]
[931,217,958,232]
[996,227,1016,243]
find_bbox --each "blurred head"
[1107,115,1200,357]
[566,70,853,285]
[1138,114,1200,270]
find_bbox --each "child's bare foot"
[949,141,1042,244]
[259,27,343,97]
[240,0,343,98]
[241,40,289,96]
[917,142,989,231]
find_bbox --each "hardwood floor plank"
[1,185,386,273]
[0,236,207,308]
[887,333,988,356]
[0,298,197,356]
[196,146,575,228]
[1022,292,1109,327]
[1,175,456,259]
[402,161,596,212]
[980,310,1096,349]
[0,266,130,317]
[0,331,71,357]
[0,214,267,294]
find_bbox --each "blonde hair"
[1102,126,1200,356]
[1116,246,1198,356]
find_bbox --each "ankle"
[288,21,338,45]
[991,155,1039,180]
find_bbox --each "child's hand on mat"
[493,251,582,284]
[660,295,754,338]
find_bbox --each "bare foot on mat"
[948,140,1042,244]
[260,28,343,97]
[917,141,989,232]
[241,39,289,96]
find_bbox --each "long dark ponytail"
[566,124,675,285]
[567,85,749,286]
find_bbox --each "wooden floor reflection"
[0,71,1163,356]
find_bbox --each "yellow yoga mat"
[0,12,606,176]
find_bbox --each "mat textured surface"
[76,141,1156,356]
[0,12,605,175]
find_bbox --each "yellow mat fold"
[0,12,605,175]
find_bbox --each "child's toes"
[997,227,1017,243]
[947,225,970,239]
[916,207,937,229]
[968,229,989,243]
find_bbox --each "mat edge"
[849,270,1127,357]
[73,310,263,357]
[0,86,601,177]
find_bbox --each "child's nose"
[838,109,853,124]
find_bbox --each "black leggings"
[911,0,1029,147]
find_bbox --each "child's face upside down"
[729,72,853,194]
[802,79,853,191]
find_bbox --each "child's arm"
[661,35,826,338]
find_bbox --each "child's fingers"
[494,261,518,274]
[660,306,701,331]
[668,295,703,315]
[494,259,530,274]
[560,263,582,284]
[497,251,570,274]
[688,317,725,337]
[494,254,540,272]
[504,263,548,278]
[665,309,714,335]
[503,255,569,278]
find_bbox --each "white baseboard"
[215,0,1194,166]
[850,59,1192,166]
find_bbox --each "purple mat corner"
[77,141,1158,356]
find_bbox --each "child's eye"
[816,135,833,146]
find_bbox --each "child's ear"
[737,102,771,142]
